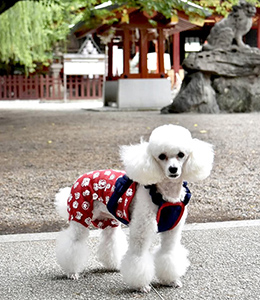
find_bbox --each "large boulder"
[213,76,260,112]
[161,1,260,114]
[161,72,219,114]
[183,49,260,77]
[161,49,260,113]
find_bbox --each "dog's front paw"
[68,273,79,280]
[140,285,151,293]
[172,279,183,288]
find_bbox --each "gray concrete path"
[0,220,259,300]
[0,99,103,111]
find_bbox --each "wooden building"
[73,3,208,108]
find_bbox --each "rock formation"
[161,0,260,113]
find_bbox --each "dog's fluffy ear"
[183,139,214,182]
[120,141,164,185]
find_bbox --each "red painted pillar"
[107,42,113,80]
[123,28,130,77]
[257,16,260,49]
[155,41,159,73]
[157,28,165,76]
[139,29,148,78]
[173,32,180,82]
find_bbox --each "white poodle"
[55,124,214,292]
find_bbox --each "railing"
[0,75,103,100]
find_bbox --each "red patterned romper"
[67,169,137,229]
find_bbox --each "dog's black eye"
[178,152,185,158]
[158,153,166,160]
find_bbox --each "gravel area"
[0,109,259,234]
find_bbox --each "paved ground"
[0,101,260,234]
[0,101,259,299]
[1,220,259,300]
[0,99,104,111]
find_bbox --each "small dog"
[55,124,214,292]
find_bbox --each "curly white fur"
[55,124,214,292]
[54,187,70,219]
[56,221,90,279]
[97,226,128,270]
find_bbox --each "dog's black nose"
[169,166,178,174]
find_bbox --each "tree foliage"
[0,0,259,73]
[196,0,260,17]
[0,0,62,14]
[83,0,211,28]
[0,0,85,73]
[82,0,260,34]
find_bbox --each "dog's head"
[120,124,214,185]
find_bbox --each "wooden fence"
[0,75,103,100]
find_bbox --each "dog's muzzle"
[168,166,180,178]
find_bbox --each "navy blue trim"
[157,204,183,232]
[182,181,191,205]
[145,181,191,232]
[144,184,164,206]
[108,176,192,232]
[145,181,191,207]
[107,175,133,225]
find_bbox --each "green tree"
[0,0,259,74]
[0,0,62,14]
[195,0,259,17]
[0,0,85,73]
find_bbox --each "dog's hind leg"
[56,221,90,279]
[97,225,128,270]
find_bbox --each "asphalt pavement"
[1,220,259,300]
[0,100,259,299]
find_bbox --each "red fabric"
[67,169,136,229]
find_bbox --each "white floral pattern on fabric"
[126,188,133,197]
[82,201,90,210]
[67,169,136,229]
[81,177,90,187]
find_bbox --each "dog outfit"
[144,181,191,232]
[67,169,137,229]
[107,175,191,232]
[67,169,191,232]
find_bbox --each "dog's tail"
[54,187,71,220]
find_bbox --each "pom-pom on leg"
[97,225,128,270]
[56,221,90,279]
[154,243,190,287]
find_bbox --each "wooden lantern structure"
[74,6,207,108]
